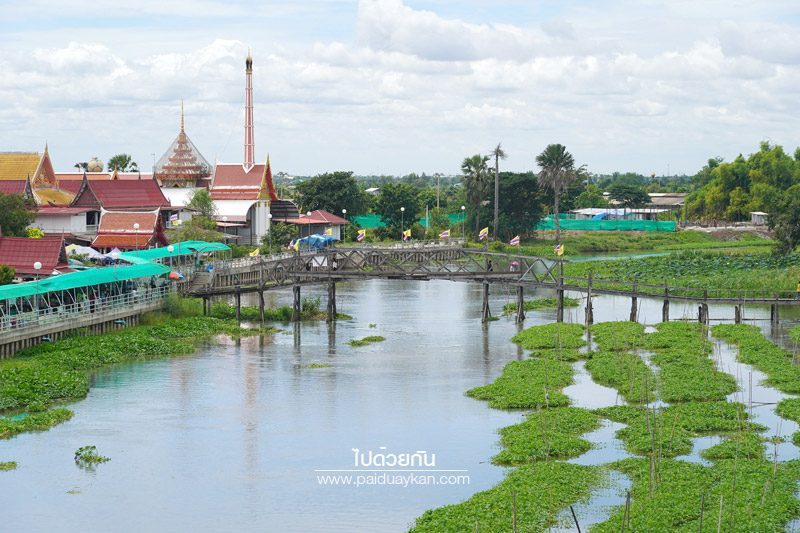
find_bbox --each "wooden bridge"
[186,244,800,326]
[1,243,797,357]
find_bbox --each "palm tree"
[461,154,492,239]
[490,143,506,240]
[535,144,578,243]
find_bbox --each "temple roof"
[155,102,211,186]
[72,177,170,210]
[0,152,40,181]
[92,208,167,250]
[0,236,69,275]
[0,179,32,197]
[210,157,277,201]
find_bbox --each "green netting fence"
[536,218,676,232]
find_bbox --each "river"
[2,279,799,532]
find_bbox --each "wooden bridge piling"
[235,287,242,322]
[662,285,669,322]
[481,282,491,323]
[515,285,525,323]
[258,289,265,323]
[326,282,337,322]
[734,304,742,324]
[770,303,779,325]
[292,285,301,322]
[629,280,638,323]
[585,273,593,326]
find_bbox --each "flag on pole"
[324,227,333,236]
[169,213,179,222]
[357,229,366,242]
[249,248,260,257]
[402,229,411,241]
[509,235,520,246]
[439,229,450,239]
[479,227,489,240]
[554,243,564,256]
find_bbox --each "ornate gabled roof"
[154,101,211,186]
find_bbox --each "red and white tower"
[244,50,255,171]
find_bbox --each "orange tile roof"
[0,152,41,181]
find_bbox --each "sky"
[1,0,800,177]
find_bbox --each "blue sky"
[1,0,800,177]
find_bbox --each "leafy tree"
[26,227,44,238]
[770,184,800,255]
[490,143,506,239]
[107,154,138,172]
[187,188,216,218]
[608,184,650,211]
[535,144,580,243]
[491,172,544,239]
[259,221,298,253]
[166,216,224,243]
[461,154,492,238]
[0,194,36,237]
[374,182,421,235]
[574,184,608,209]
[294,171,368,215]
[0,265,14,285]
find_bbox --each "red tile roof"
[0,236,69,275]
[87,179,169,209]
[284,209,349,225]
[0,180,30,196]
[36,206,92,215]
[210,163,277,201]
[91,209,168,250]
[59,180,83,195]
[56,172,153,181]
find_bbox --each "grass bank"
[501,296,579,315]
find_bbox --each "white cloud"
[1,0,800,176]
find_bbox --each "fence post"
[662,284,669,323]
[292,285,301,322]
[629,279,638,323]
[516,285,525,323]
[481,282,491,323]
[585,272,594,326]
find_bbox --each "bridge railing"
[0,286,170,335]
[338,238,465,250]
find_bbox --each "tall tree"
[0,194,36,237]
[493,172,544,239]
[374,182,421,234]
[294,171,368,216]
[107,154,138,172]
[490,143,506,240]
[770,183,800,255]
[608,184,650,213]
[535,144,579,243]
[187,188,216,218]
[461,154,492,238]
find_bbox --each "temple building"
[154,101,212,188]
[209,52,297,245]
[0,147,75,206]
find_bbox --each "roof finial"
[180,98,185,132]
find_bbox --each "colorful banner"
[439,229,450,239]
[509,235,520,246]
[554,243,564,256]
[479,227,489,240]
[357,229,366,242]
[402,229,411,241]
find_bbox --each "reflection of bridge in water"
[2,243,798,357]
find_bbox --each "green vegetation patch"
[585,351,655,403]
[501,297,579,315]
[777,398,800,423]
[648,322,736,403]
[700,432,766,461]
[596,402,761,458]
[0,461,17,471]
[590,321,647,351]
[0,409,74,439]
[512,323,585,351]
[410,462,601,532]
[592,458,800,533]
[493,407,600,465]
[74,445,109,468]
[304,362,331,369]
[467,359,572,410]
[713,324,800,394]
[347,335,386,347]
[211,297,334,322]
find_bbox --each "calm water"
[2,279,799,532]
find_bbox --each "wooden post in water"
[258,289,265,323]
[327,282,337,322]
[662,284,669,322]
[770,302,779,326]
[734,304,742,324]
[235,286,241,322]
[515,285,525,323]
[292,285,301,322]
[585,272,594,326]
[556,260,565,323]
[202,297,208,316]
[629,280,638,323]
[481,282,491,323]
